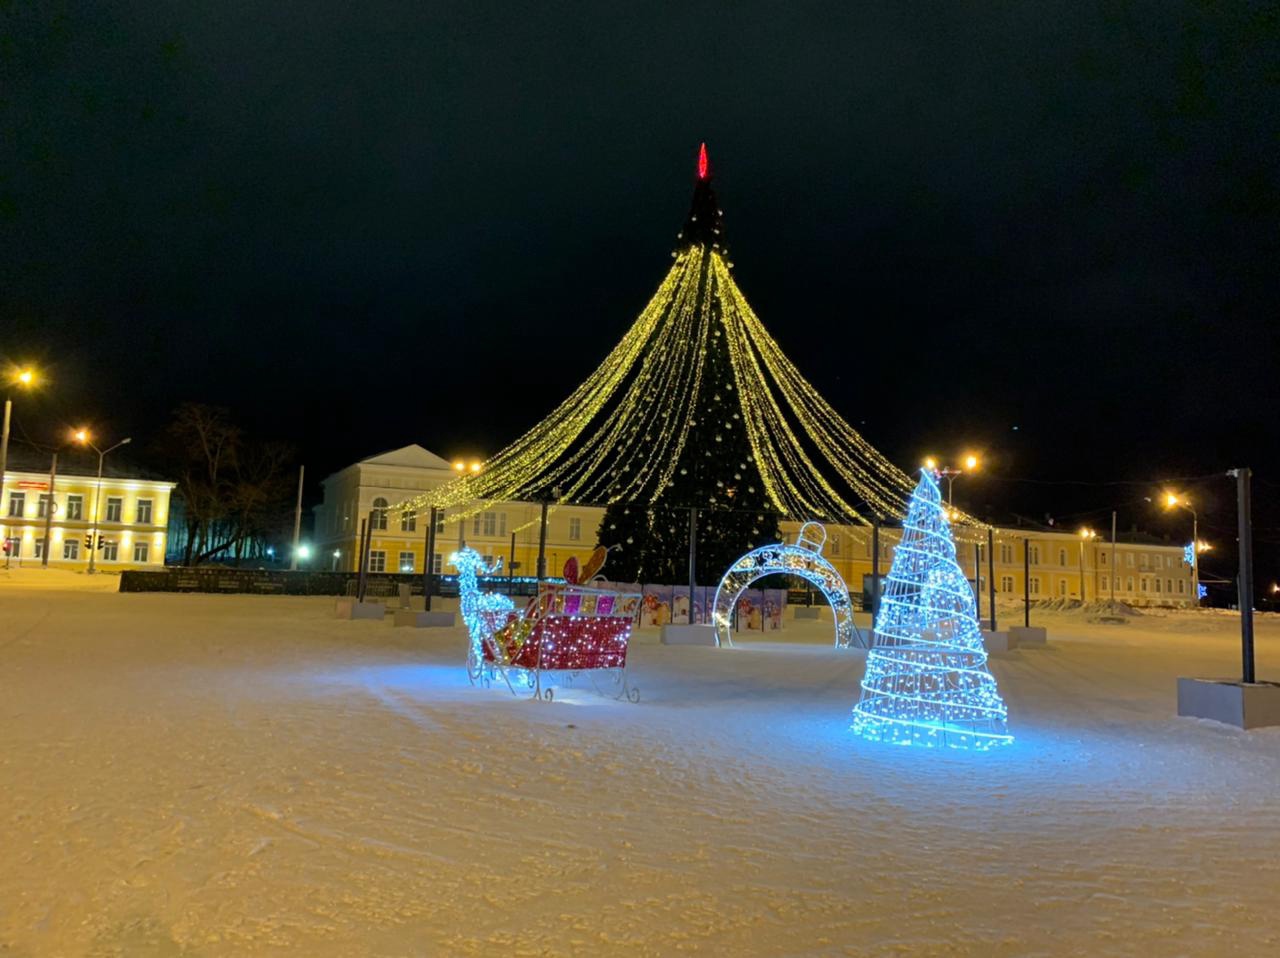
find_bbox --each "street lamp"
[927,453,981,506]
[1,365,40,514]
[1163,493,1202,606]
[75,430,131,574]
[1078,527,1098,603]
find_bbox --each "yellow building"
[314,446,1193,608]
[789,522,1193,609]
[313,445,603,578]
[1,467,174,570]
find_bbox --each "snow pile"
[2,576,1278,955]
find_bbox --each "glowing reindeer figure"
[450,547,516,672]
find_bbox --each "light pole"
[1163,493,1204,606]
[1,366,39,515]
[75,430,131,574]
[1078,527,1097,603]
[926,453,980,507]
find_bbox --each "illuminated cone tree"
[851,470,1012,749]
[399,145,930,579]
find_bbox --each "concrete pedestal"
[794,607,822,620]
[334,598,384,620]
[982,630,1017,655]
[1177,678,1280,729]
[393,610,456,628]
[1008,625,1048,647]
[660,624,718,646]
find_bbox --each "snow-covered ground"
[2,569,1279,956]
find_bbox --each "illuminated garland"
[711,521,864,649]
[395,149,983,536]
[851,470,1011,750]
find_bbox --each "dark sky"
[3,2,1278,571]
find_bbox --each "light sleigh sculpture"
[851,471,1012,750]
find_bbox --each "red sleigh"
[468,582,642,702]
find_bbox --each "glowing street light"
[1078,527,1098,602]
[1161,492,1202,605]
[74,429,132,574]
[1,365,41,516]
[930,453,981,506]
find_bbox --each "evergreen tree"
[597,146,779,582]
[851,470,1012,749]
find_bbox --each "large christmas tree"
[397,145,931,578]
[851,470,1012,749]
[597,145,778,582]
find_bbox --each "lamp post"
[926,453,980,507]
[1,366,38,515]
[75,430,131,574]
[1078,527,1097,603]
[1163,493,1202,606]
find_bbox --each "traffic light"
[84,534,93,549]
[97,536,106,550]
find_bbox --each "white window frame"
[398,551,415,573]
[63,539,80,560]
[65,494,83,520]
[8,491,25,517]
[105,496,123,523]
[368,550,386,573]
[135,498,153,524]
[569,517,582,541]
[101,540,119,561]
[133,541,150,563]
[371,498,389,531]
[400,510,416,533]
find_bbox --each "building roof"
[1,444,175,484]
[359,444,455,470]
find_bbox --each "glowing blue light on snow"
[851,470,1012,750]
[1184,543,1196,567]
[1197,584,1208,600]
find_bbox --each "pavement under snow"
[2,569,1278,956]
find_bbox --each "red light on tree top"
[697,142,709,180]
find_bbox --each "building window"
[1154,578,1162,593]
[1059,579,1068,596]
[830,535,841,556]
[1029,576,1041,595]
[133,541,150,563]
[400,510,416,533]
[1126,576,1134,592]
[1029,544,1040,565]
[33,538,44,559]
[5,537,19,558]
[371,498,388,530]
[102,541,119,561]
[1140,578,1148,592]
[136,499,153,524]
[105,497,123,522]
[569,517,582,541]
[399,551,415,573]
[1139,554,1149,569]
[63,539,80,560]
[432,553,442,574]
[368,550,386,573]
[1000,543,1013,564]
[434,512,445,533]
[482,554,495,568]
[8,491,25,517]
[1100,551,1108,565]
[1178,579,1185,594]
[1000,575,1013,592]
[66,495,83,520]
[1058,548,1067,566]
[37,494,53,518]
[1100,575,1108,591]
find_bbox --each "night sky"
[3,3,1277,572]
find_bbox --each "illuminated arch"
[711,522,865,649]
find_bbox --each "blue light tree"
[851,469,1012,749]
